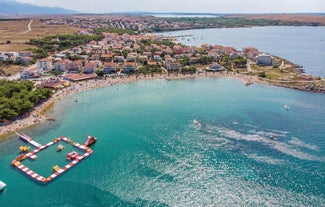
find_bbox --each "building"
[54,59,71,72]
[83,62,96,74]
[20,67,41,79]
[18,51,33,57]
[153,55,161,61]
[42,79,70,89]
[0,54,8,61]
[122,62,136,74]
[37,58,53,71]
[165,58,180,71]
[103,62,118,74]
[114,56,125,63]
[69,60,83,73]
[256,53,273,66]
[64,73,96,82]
[100,54,113,62]
[207,63,222,71]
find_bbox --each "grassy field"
[0,19,79,75]
[0,19,79,52]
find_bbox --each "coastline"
[0,69,322,141]
[0,71,257,141]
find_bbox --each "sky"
[13,0,325,13]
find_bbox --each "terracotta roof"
[65,73,96,81]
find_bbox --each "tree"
[0,80,52,121]
[258,71,267,78]
[95,70,105,78]
[180,56,190,67]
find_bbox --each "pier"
[16,131,42,148]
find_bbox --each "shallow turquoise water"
[0,77,324,206]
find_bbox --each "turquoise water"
[0,78,324,206]
[162,26,325,77]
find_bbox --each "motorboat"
[193,119,202,127]
[0,181,6,191]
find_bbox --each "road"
[247,60,254,72]
[2,20,33,38]
[19,20,33,35]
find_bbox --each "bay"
[0,77,324,206]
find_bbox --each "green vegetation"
[258,71,267,78]
[232,56,247,68]
[198,56,214,65]
[137,65,162,74]
[181,66,197,74]
[167,17,304,29]
[27,48,49,60]
[140,39,175,48]
[95,70,105,78]
[0,59,34,68]
[0,80,52,121]
[93,28,135,35]
[28,33,104,54]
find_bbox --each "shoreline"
[0,70,316,141]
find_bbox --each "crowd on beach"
[0,71,257,139]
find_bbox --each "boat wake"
[204,125,324,162]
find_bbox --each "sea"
[0,77,324,206]
[161,26,325,77]
[0,77,325,207]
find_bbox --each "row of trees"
[93,28,135,35]
[28,33,104,54]
[167,17,306,28]
[0,80,52,121]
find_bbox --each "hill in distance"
[0,0,77,14]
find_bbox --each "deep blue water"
[0,78,324,206]
[162,26,325,77]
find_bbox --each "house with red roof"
[103,62,118,74]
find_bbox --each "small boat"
[0,181,6,191]
[74,99,79,102]
[193,119,202,127]
[270,135,276,140]
[284,105,290,110]
[245,82,253,86]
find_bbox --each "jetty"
[16,131,42,148]
[12,133,96,183]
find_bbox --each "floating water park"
[12,132,97,183]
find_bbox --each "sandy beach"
[0,71,258,140]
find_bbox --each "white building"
[54,59,71,72]
[165,58,180,71]
[37,58,53,71]
[256,53,273,66]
